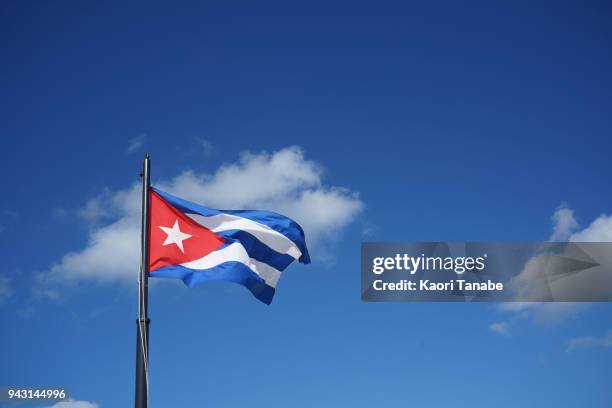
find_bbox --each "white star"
[159,220,192,253]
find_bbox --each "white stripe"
[180,242,281,288]
[186,213,302,260]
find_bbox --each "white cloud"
[489,321,509,335]
[127,133,147,153]
[77,188,115,223]
[569,213,612,242]
[549,204,612,243]
[42,147,363,286]
[47,399,99,408]
[549,206,579,241]
[505,206,612,305]
[493,204,612,331]
[0,276,13,304]
[567,330,612,352]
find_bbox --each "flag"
[148,187,310,304]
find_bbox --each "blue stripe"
[150,262,276,305]
[214,229,295,271]
[152,187,310,264]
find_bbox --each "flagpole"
[135,153,151,408]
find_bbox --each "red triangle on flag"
[148,190,224,272]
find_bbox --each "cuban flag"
[148,188,310,304]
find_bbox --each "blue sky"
[1,2,611,407]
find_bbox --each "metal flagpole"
[135,153,151,408]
